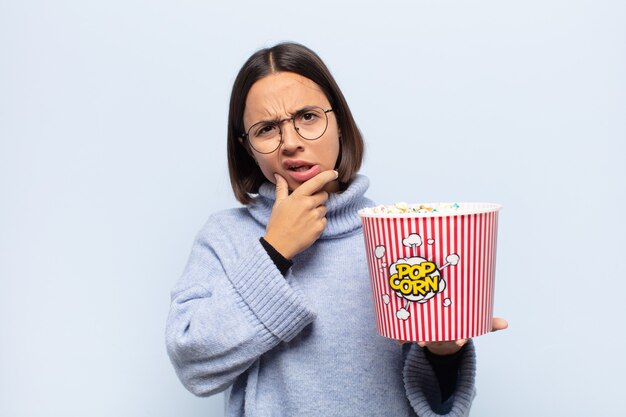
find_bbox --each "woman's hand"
[264,170,338,260]
[397,317,509,356]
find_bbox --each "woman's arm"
[403,318,508,415]
[165,221,316,396]
[166,171,339,396]
[403,341,477,416]
[424,345,465,402]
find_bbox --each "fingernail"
[333,170,339,179]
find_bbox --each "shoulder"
[195,206,264,245]
[205,206,250,223]
[200,207,255,232]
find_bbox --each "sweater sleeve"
[165,219,316,397]
[403,340,476,416]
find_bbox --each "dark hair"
[227,42,364,204]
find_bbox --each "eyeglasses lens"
[247,107,329,154]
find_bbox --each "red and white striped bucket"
[359,203,501,342]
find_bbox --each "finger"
[316,205,327,219]
[454,339,468,347]
[417,341,428,348]
[309,191,329,207]
[274,173,289,201]
[491,317,509,332]
[293,170,338,196]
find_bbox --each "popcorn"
[395,202,408,212]
[361,202,463,215]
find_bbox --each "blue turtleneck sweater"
[166,175,477,416]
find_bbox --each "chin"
[287,181,301,192]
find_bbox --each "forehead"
[243,72,329,125]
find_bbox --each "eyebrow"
[249,105,324,126]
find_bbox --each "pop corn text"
[389,262,440,296]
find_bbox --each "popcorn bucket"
[358,203,502,342]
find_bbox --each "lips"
[282,160,321,183]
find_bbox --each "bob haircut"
[227,42,364,205]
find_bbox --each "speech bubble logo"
[388,256,447,303]
[384,234,461,323]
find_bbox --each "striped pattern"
[361,207,499,341]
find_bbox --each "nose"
[279,120,304,153]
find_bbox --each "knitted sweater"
[166,175,477,417]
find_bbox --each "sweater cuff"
[226,239,316,343]
[403,340,476,416]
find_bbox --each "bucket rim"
[358,202,502,219]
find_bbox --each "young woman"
[166,42,506,417]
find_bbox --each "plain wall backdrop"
[1,0,625,416]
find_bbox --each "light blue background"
[1,0,624,416]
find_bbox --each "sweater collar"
[247,175,374,239]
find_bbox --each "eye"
[297,109,322,125]
[253,123,278,138]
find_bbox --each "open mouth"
[283,162,321,182]
[288,164,314,172]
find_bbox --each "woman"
[166,42,505,416]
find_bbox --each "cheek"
[326,121,341,156]
[255,157,279,183]
[321,133,341,165]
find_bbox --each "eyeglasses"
[242,107,333,154]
